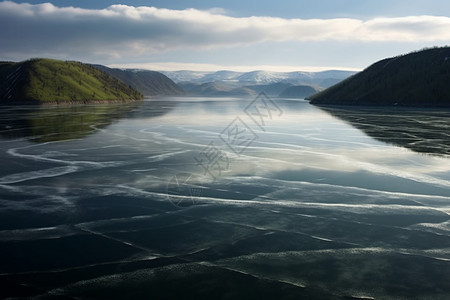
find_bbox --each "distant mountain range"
[309,46,450,107]
[163,69,355,85]
[162,69,356,98]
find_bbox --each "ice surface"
[0,99,449,299]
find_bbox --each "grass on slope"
[5,59,143,103]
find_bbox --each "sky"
[1,0,450,72]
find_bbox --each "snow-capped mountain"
[161,69,357,98]
[161,70,209,83]
[200,70,243,83]
[238,70,356,84]
[162,69,356,86]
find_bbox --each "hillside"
[92,65,183,96]
[0,59,143,104]
[309,47,450,107]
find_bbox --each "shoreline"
[0,98,143,107]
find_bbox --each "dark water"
[0,97,449,299]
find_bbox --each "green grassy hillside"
[0,58,143,104]
[309,47,450,107]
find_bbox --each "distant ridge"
[92,65,184,96]
[309,47,450,107]
[0,58,143,104]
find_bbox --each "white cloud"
[0,1,449,62]
[360,16,450,41]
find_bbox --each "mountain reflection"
[0,100,176,142]
[319,106,450,156]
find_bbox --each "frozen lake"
[1,96,450,299]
